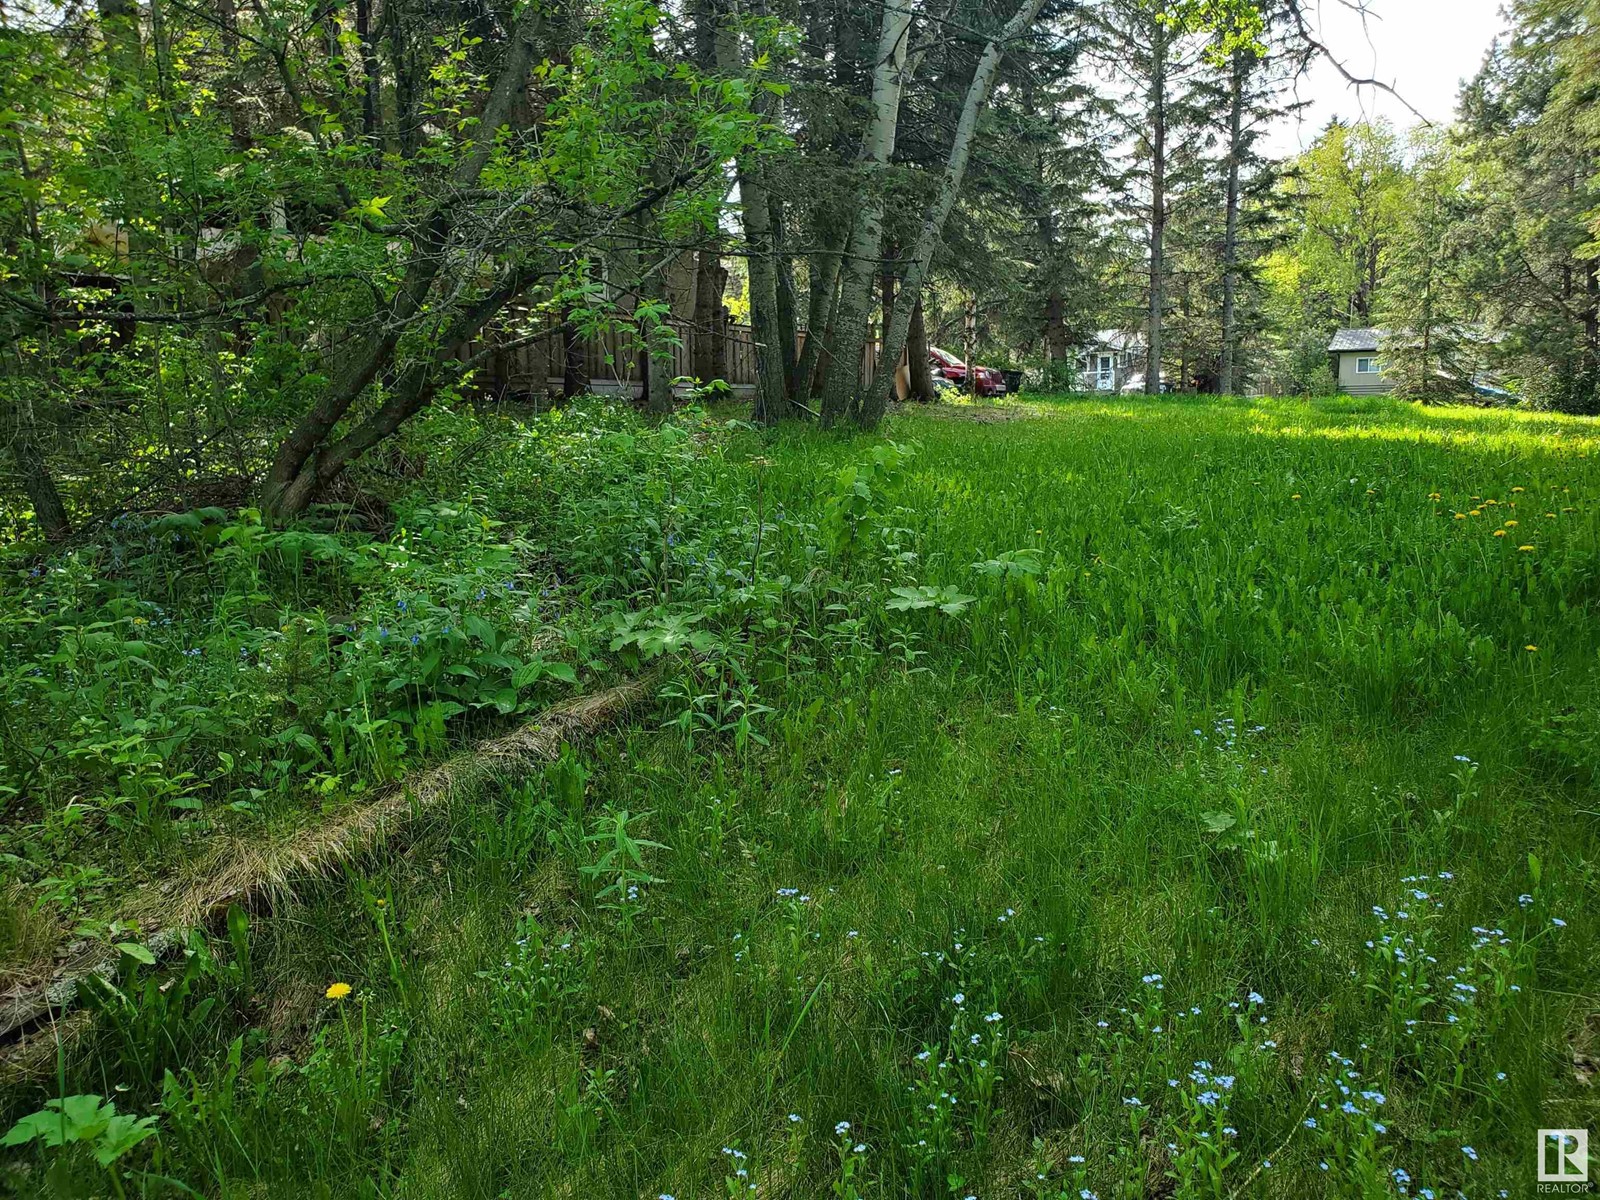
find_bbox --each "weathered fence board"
[462,322,879,400]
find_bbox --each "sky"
[1265,0,1509,156]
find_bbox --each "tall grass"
[3,394,1595,1199]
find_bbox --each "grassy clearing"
[3,393,1598,1198]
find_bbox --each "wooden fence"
[463,322,881,400]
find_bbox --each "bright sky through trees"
[1267,0,1506,153]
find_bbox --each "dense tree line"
[1263,0,1600,409]
[2,0,1597,544]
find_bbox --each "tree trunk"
[1218,48,1247,397]
[810,255,844,398]
[791,229,843,408]
[818,0,916,425]
[1042,290,1067,365]
[692,247,728,382]
[907,294,935,402]
[710,296,729,384]
[861,0,1048,426]
[561,313,587,399]
[386,2,421,158]
[641,276,677,414]
[214,0,254,150]
[355,0,384,151]
[6,405,71,543]
[1145,18,1168,396]
[1585,259,1599,366]
[98,0,144,89]
[880,267,896,345]
[964,294,977,399]
[714,0,787,424]
[771,193,800,405]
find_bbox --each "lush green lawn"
[4,394,1598,1198]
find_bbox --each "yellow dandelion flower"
[1512,487,1525,493]
[1428,492,1442,501]
[1546,512,1557,518]
[1519,545,1535,553]
[1505,520,1518,528]
[1291,494,1302,500]
[325,982,352,1000]
[1494,530,1507,538]
[1526,645,1539,653]
[1454,513,1467,521]
[1486,498,1499,506]
[1469,509,1482,517]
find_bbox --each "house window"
[1355,357,1381,375]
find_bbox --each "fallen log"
[0,676,656,1069]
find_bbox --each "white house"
[1328,328,1395,396]
[1076,330,1146,392]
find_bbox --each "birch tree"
[817,0,917,425]
[860,0,1052,426]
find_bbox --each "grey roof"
[1329,328,1383,352]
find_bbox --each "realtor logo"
[1539,1129,1589,1188]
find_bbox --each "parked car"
[929,346,1008,397]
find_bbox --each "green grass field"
[3,394,1598,1198]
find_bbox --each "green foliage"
[1378,132,1478,402]
[3,1094,158,1168]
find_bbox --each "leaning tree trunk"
[1145,18,1168,397]
[818,0,916,425]
[263,5,545,518]
[860,0,1049,427]
[1218,47,1247,397]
